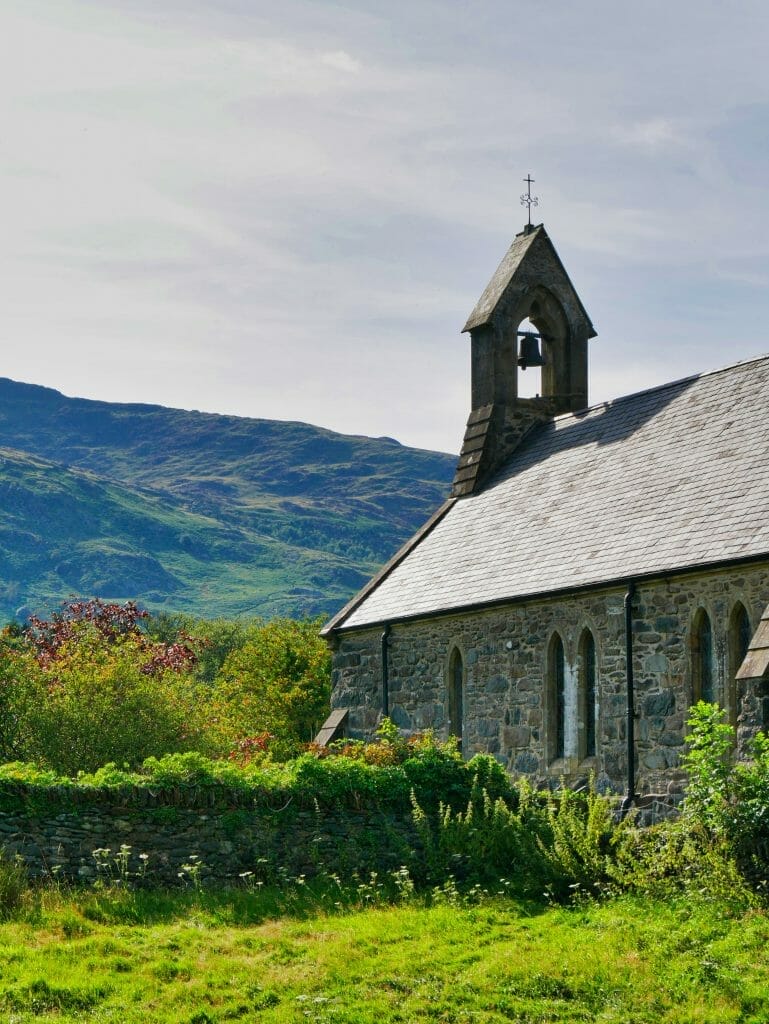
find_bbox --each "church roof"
[326,354,769,634]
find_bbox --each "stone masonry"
[0,801,417,885]
[330,562,769,798]
[323,225,769,802]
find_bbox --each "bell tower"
[452,223,596,497]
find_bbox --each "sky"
[3,0,769,454]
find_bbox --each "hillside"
[0,379,455,621]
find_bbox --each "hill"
[0,379,455,621]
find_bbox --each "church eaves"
[325,354,769,634]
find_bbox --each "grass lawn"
[0,888,768,1023]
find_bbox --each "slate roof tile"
[338,355,769,631]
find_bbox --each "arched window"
[579,629,597,759]
[730,603,752,674]
[548,633,566,761]
[447,648,464,753]
[728,603,752,727]
[692,609,715,704]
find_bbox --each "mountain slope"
[0,380,455,621]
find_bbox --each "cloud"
[2,0,769,452]
[320,50,362,74]
[615,117,679,150]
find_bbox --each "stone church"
[321,223,769,802]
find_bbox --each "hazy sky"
[3,1,769,453]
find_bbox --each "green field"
[0,887,767,1023]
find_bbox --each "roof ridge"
[550,350,769,425]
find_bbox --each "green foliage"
[0,606,334,771]
[291,751,405,806]
[689,712,769,890]
[0,637,41,762]
[680,701,735,831]
[11,685,769,911]
[538,782,629,898]
[137,751,281,792]
[0,624,211,774]
[413,774,627,900]
[608,702,769,905]
[210,618,331,759]
[0,852,27,919]
[145,614,260,685]
[613,817,757,910]
[0,733,497,823]
[412,784,526,888]
[677,703,767,893]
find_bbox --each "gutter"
[381,623,391,718]
[327,549,769,637]
[621,582,637,817]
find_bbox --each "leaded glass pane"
[554,636,565,760]
[448,649,463,752]
[584,632,596,757]
[697,612,714,704]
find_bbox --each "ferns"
[412,772,627,900]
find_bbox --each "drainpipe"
[621,582,637,817]
[381,624,391,718]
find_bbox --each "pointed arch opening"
[515,289,570,406]
[547,632,566,762]
[728,602,752,727]
[729,602,752,676]
[692,608,715,705]
[447,647,464,753]
[516,317,543,399]
[578,629,597,760]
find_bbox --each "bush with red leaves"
[24,599,199,676]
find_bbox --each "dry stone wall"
[0,796,416,885]
[331,562,769,796]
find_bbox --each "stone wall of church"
[330,562,769,796]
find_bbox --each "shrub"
[0,627,212,774]
[147,614,261,685]
[538,782,628,899]
[680,701,735,833]
[0,852,28,918]
[609,703,767,905]
[719,729,769,888]
[0,604,331,772]
[412,774,626,899]
[209,618,331,759]
[40,638,211,774]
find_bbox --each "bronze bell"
[517,332,546,370]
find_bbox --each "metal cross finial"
[520,173,539,229]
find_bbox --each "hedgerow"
[0,735,509,817]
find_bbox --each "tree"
[210,618,331,759]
